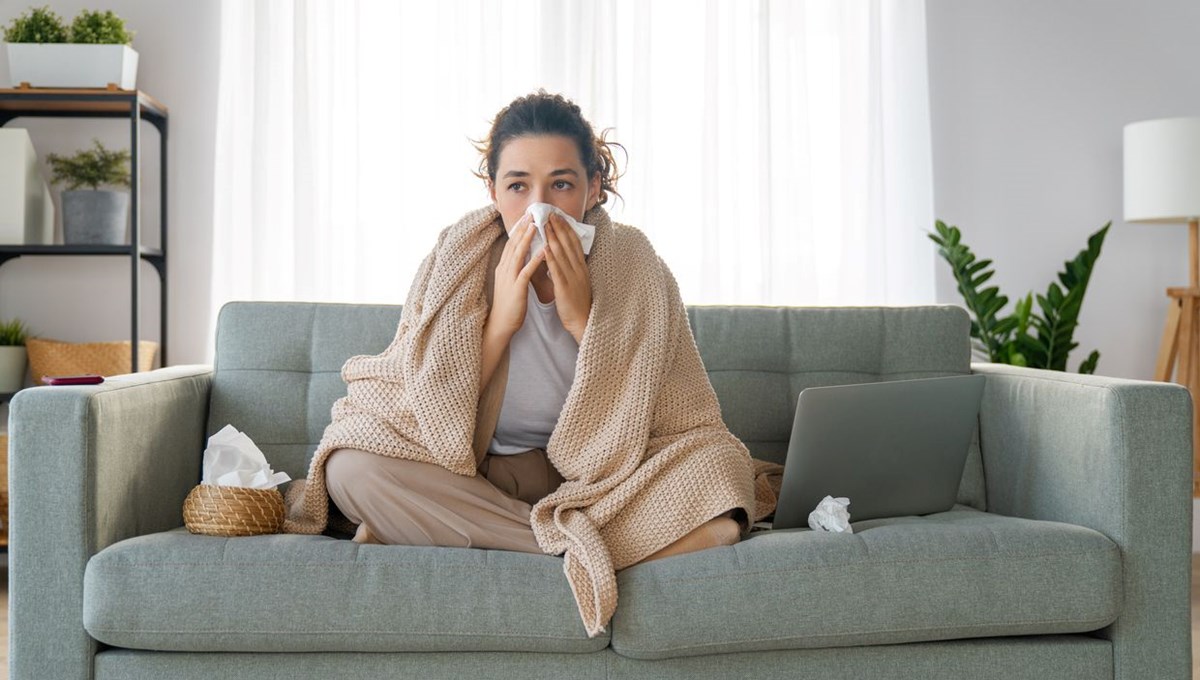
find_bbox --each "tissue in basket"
[183,425,291,537]
[183,485,285,536]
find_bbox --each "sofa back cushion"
[208,302,984,510]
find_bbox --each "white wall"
[925,0,1200,551]
[7,0,1192,380]
[0,0,220,373]
[0,5,1187,354]
[926,0,1200,379]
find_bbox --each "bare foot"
[351,522,383,545]
[636,516,741,565]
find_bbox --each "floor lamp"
[1125,116,1200,496]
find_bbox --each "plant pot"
[6,43,138,89]
[0,345,27,393]
[62,190,129,245]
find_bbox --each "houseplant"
[0,317,30,393]
[47,139,131,245]
[929,220,1110,374]
[4,6,137,89]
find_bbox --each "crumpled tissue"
[524,202,595,261]
[202,424,291,489]
[808,495,854,533]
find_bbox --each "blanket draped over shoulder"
[282,204,785,637]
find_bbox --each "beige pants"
[325,447,565,554]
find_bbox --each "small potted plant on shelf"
[0,317,30,394]
[47,138,131,245]
[4,6,138,89]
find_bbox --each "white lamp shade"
[1124,116,1200,224]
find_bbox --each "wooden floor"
[0,554,1195,678]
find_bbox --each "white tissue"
[524,202,595,260]
[201,424,291,489]
[807,495,854,533]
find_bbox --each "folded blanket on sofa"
[283,204,784,637]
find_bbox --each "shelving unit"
[0,88,168,375]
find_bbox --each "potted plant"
[0,317,30,393]
[928,220,1110,373]
[4,6,137,89]
[47,139,131,245]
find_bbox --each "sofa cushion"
[207,302,987,512]
[83,529,608,653]
[686,305,986,511]
[610,504,1121,659]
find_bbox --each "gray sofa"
[8,301,1192,679]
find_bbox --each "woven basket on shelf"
[26,337,157,384]
[183,484,285,537]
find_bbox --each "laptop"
[766,374,986,530]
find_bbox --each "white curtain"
[211,0,934,353]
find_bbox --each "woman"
[285,91,772,636]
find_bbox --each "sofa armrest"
[972,361,1191,679]
[9,365,213,680]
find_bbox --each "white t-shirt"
[488,284,579,455]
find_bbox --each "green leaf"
[971,270,995,288]
[1078,350,1100,375]
[992,317,1019,335]
[935,219,1108,374]
[46,138,131,190]
[1030,223,1110,371]
[930,219,1012,358]
[3,6,68,43]
[964,259,991,276]
[0,317,30,346]
[69,9,134,45]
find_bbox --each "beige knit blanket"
[283,204,784,637]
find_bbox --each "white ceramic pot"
[0,345,27,393]
[6,43,138,89]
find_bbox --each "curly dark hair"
[473,90,625,206]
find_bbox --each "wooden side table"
[1153,220,1200,497]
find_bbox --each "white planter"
[6,43,138,89]
[0,345,27,393]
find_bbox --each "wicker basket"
[183,484,285,537]
[26,337,157,384]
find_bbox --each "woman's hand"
[488,213,544,338]
[544,212,593,343]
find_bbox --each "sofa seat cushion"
[611,504,1121,660]
[83,529,608,653]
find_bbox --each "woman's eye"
[554,180,573,190]
[507,183,524,192]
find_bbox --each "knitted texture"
[282,204,783,637]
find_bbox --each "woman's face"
[488,134,602,236]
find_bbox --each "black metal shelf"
[0,88,168,370]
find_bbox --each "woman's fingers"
[519,215,539,249]
[499,214,535,274]
[546,214,584,275]
[517,245,546,283]
[544,232,562,279]
[501,213,532,256]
